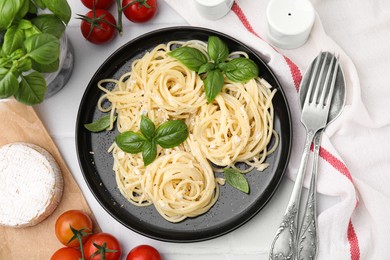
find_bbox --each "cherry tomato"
[55,210,93,248]
[122,0,158,23]
[84,232,122,260]
[81,0,115,9]
[80,9,118,44]
[126,245,162,260]
[51,247,82,260]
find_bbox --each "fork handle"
[297,131,322,260]
[269,130,316,260]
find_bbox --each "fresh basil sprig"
[224,168,250,193]
[204,69,224,103]
[0,0,71,105]
[115,115,189,166]
[208,35,229,63]
[84,115,117,132]
[154,119,189,148]
[223,57,259,82]
[167,46,208,72]
[115,131,146,153]
[168,36,259,102]
[142,140,157,166]
[140,115,155,141]
[41,0,72,25]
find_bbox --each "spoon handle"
[269,130,315,260]
[297,131,322,260]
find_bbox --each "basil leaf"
[10,49,26,60]
[84,115,116,133]
[2,25,24,55]
[204,69,224,102]
[140,115,155,141]
[0,0,25,30]
[41,0,71,24]
[31,14,66,39]
[217,61,236,72]
[224,168,249,193]
[32,58,59,73]
[17,0,30,18]
[115,131,146,154]
[28,0,38,14]
[0,69,19,99]
[24,33,60,64]
[168,46,208,72]
[24,25,42,38]
[0,58,10,68]
[224,58,259,82]
[198,62,215,74]
[14,72,46,105]
[32,0,46,9]
[142,140,157,166]
[208,36,229,63]
[17,19,33,30]
[155,120,189,148]
[15,57,32,72]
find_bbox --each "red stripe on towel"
[283,56,302,90]
[348,220,361,260]
[319,146,353,182]
[231,2,260,38]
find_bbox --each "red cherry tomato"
[81,0,115,9]
[126,245,162,260]
[122,0,158,23]
[84,232,122,260]
[55,210,93,248]
[80,9,118,44]
[51,247,82,260]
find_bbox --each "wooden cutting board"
[0,99,100,259]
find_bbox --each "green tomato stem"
[116,0,123,35]
[69,225,89,260]
[114,0,152,35]
[78,233,86,260]
[101,242,107,260]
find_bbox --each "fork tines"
[304,52,339,108]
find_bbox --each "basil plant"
[0,0,71,105]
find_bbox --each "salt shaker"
[266,0,315,49]
[194,0,234,20]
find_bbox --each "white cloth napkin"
[164,0,390,259]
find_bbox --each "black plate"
[76,27,292,242]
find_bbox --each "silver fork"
[269,52,338,260]
[297,53,341,260]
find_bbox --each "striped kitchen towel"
[165,0,390,259]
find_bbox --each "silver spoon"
[297,52,346,260]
